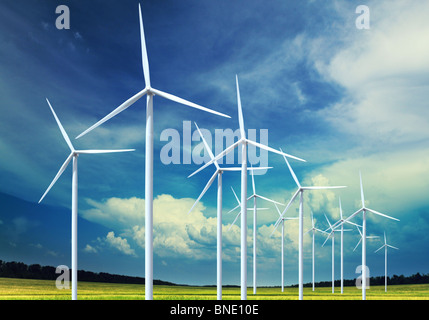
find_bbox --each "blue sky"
[1,0,429,287]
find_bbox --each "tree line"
[297,273,429,288]
[0,259,427,287]
[0,260,176,286]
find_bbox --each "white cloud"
[105,231,136,257]
[83,244,98,254]
[316,1,429,145]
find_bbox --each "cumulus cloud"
[104,231,136,257]
[83,244,98,254]
[82,194,290,262]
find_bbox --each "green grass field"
[0,277,428,300]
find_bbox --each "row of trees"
[0,260,175,285]
[299,273,429,288]
[1,260,427,287]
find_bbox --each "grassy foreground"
[0,277,428,300]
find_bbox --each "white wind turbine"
[275,203,298,292]
[322,214,352,294]
[228,168,283,295]
[191,75,306,300]
[228,186,270,228]
[187,122,269,300]
[353,225,379,252]
[374,232,399,292]
[304,210,328,292]
[39,99,134,300]
[271,151,346,300]
[75,4,230,300]
[340,172,399,300]
[330,198,361,294]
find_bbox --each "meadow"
[0,277,428,300]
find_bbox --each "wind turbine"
[271,151,346,300]
[191,75,306,300]
[187,122,269,300]
[322,214,351,294]
[374,232,399,292]
[353,225,379,252]
[75,4,230,300]
[228,168,283,295]
[304,210,328,291]
[275,203,298,292]
[330,198,361,294]
[340,171,399,300]
[39,99,134,300]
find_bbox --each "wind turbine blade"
[374,245,385,253]
[235,75,246,140]
[76,88,148,139]
[322,234,331,247]
[38,153,73,203]
[46,99,74,151]
[387,245,399,250]
[270,189,300,236]
[221,166,271,172]
[330,219,343,231]
[255,194,283,206]
[249,166,273,171]
[311,210,314,228]
[250,164,256,194]
[339,197,343,220]
[138,3,150,87]
[366,208,400,221]
[315,228,329,235]
[228,211,241,231]
[279,147,301,188]
[76,149,135,154]
[324,214,332,229]
[246,140,306,163]
[384,231,387,245]
[187,140,242,178]
[301,186,347,190]
[356,225,363,237]
[274,203,282,217]
[151,88,230,119]
[231,186,240,205]
[188,171,218,215]
[345,220,362,228]
[342,208,364,225]
[227,204,240,214]
[194,122,219,170]
[353,238,362,252]
[359,171,365,208]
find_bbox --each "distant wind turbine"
[187,122,269,300]
[330,198,361,294]
[305,210,328,291]
[192,75,306,300]
[228,167,283,295]
[271,151,346,300]
[322,214,351,293]
[275,204,298,292]
[75,4,230,300]
[39,99,134,300]
[353,225,379,252]
[340,172,399,300]
[375,232,399,292]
